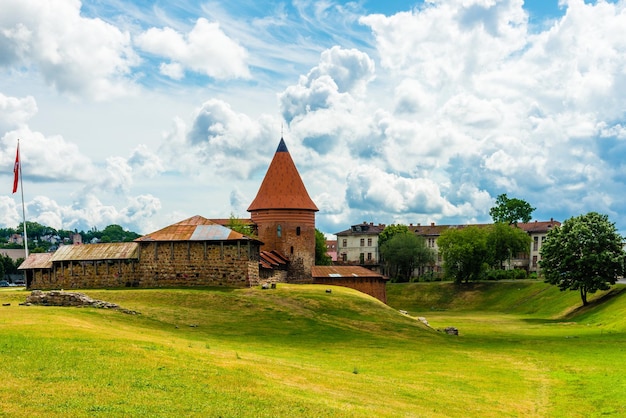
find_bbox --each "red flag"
[12,145,19,194]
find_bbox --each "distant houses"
[335,219,560,277]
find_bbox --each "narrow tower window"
[296,226,301,236]
[277,225,282,237]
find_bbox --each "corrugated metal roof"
[18,253,54,270]
[311,266,387,279]
[247,139,318,212]
[136,215,260,242]
[50,242,139,262]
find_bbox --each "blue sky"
[1,0,625,237]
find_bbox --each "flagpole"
[17,139,29,258]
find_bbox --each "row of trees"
[378,194,535,283]
[379,194,625,307]
[0,222,141,253]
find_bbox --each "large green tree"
[315,229,332,265]
[489,194,535,225]
[541,212,624,306]
[438,226,489,284]
[378,224,410,248]
[487,222,531,269]
[380,232,435,282]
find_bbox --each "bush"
[483,269,528,281]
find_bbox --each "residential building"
[335,222,386,271]
[410,220,560,274]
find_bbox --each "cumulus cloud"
[0,0,139,99]
[178,99,276,179]
[136,18,250,80]
[1,127,96,183]
[0,93,37,132]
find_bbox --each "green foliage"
[482,269,527,281]
[378,224,410,248]
[541,212,625,306]
[438,226,489,284]
[227,213,256,238]
[486,222,531,269]
[381,232,435,282]
[0,254,20,276]
[489,194,535,225]
[315,229,332,265]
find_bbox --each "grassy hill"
[1,282,625,417]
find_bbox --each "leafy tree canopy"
[438,226,490,284]
[378,224,410,248]
[541,212,625,306]
[487,222,531,269]
[489,194,535,225]
[381,232,435,282]
[227,213,256,238]
[315,229,332,266]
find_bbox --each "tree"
[381,232,435,282]
[438,226,489,284]
[487,222,531,269]
[378,224,410,248]
[227,213,256,237]
[541,212,625,306]
[315,229,332,265]
[100,224,141,242]
[489,194,535,225]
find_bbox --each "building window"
[296,226,301,236]
[277,225,282,237]
[359,253,364,264]
[428,238,435,248]
[360,238,365,246]
[290,246,294,254]
[367,238,372,246]
[342,253,347,262]
[367,252,372,261]
[533,236,538,251]
[532,255,538,267]
[342,239,347,247]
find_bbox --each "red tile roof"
[248,139,318,212]
[517,220,560,233]
[136,215,259,242]
[259,250,289,269]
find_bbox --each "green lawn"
[0,281,624,417]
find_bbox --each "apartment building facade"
[335,222,386,271]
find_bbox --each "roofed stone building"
[18,138,390,303]
[20,217,262,289]
[248,138,318,281]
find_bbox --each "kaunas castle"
[19,139,389,303]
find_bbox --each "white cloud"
[136,18,250,80]
[0,0,140,100]
[0,93,37,132]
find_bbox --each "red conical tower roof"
[248,138,318,212]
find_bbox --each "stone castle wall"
[28,241,260,290]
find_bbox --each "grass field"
[0,281,625,417]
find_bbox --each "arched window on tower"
[290,246,294,254]
[277,225,282,237]
[296,226,301,236]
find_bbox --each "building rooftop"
[311,265,387,279]
[247,138,318,212]
[51,242,139,262]
[136,215,260,243]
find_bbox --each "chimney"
[431,222,435,227]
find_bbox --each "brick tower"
[248,138,318,280]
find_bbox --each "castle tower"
[248,138,318,279]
